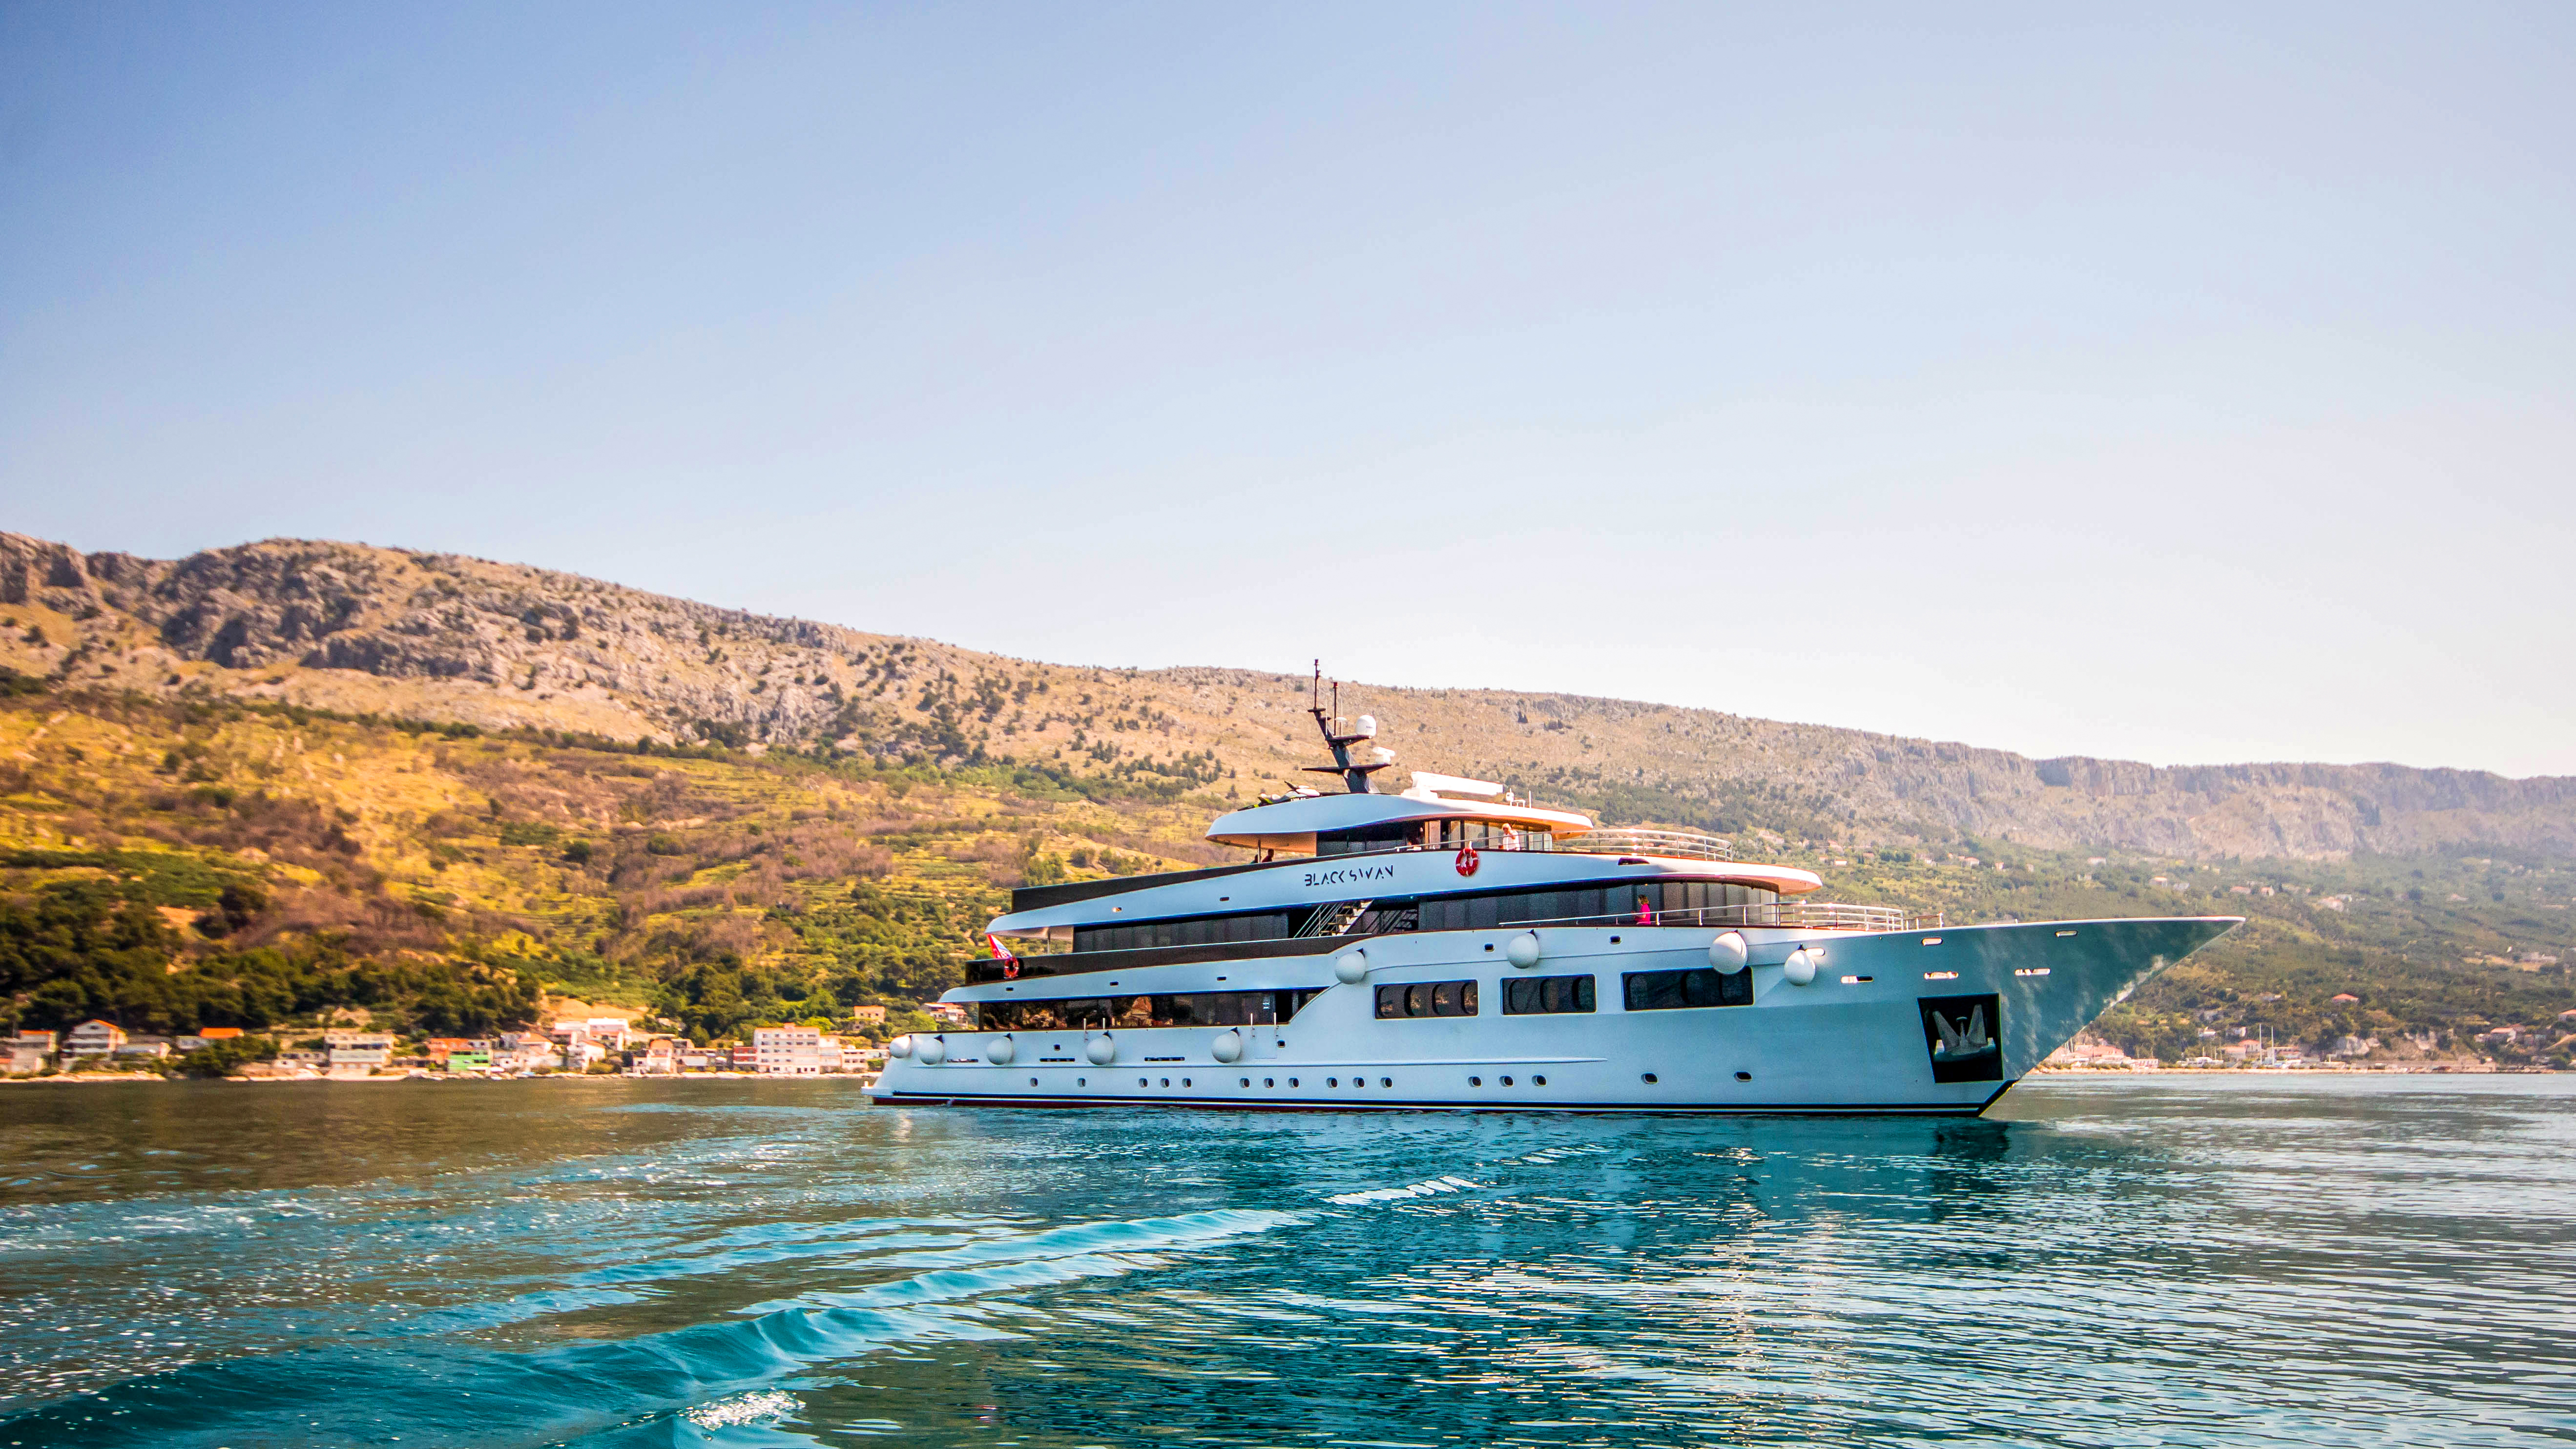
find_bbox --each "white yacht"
[871,689,2237,1116]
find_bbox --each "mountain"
[0,529,2568,1068]
[7,530,2573,864]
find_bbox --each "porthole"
[1641,1073,1657,1084]
[1078,1077,1087,1086]
[1160,1077,1170,1087]
[1380,1077,1392,1088]
[1264,1077,1275,1087]
[1182,1077,1192,1087]
[1533,1075,1547,1086]
[1501,1075,1515,1086]
[1469,1075,1482,1086]
[1028,1077,1038,1087]
[1289,1077,1300,1087]
[1735,1071,1752,1081]
[1328,1076,1340,1087]
[1138,1077,1148,1087]
[1240,1077,1250,1087]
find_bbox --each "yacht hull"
[867,915,2238,1116]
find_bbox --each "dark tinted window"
[1374,980,1480,1019]
[1072,911,1293,953]
[1622,968,1754,1010]
[976,989,1323,1031]
[1502,973,1597,1014]
[1412,882,1779,932]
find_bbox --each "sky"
[3,3,2572,776]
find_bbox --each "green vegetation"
[0,690,1210,1046]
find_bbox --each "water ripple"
[0,1076,2569,1446]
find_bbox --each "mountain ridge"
[6,529,2571,863]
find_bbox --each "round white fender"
[1332,949,1370,985]
[984,1034,1015,1066]
[1211,1029,1244,1064]
[887,1035,914,1058]
[1708,931,1749,974]
[1084,1033,1117,1066]
[1782,948,1817,986]
[1505,931,1542,970]
[915,1034,948,1064]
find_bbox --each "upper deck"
[974,689,1927,984]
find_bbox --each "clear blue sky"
[4,4,2571,775]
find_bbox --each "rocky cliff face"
[5,531,2570,862]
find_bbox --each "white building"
[7,1030,57,1072]
[753,1026,836,1076]
[324,1031,395,1069]
[66,1020,126,1058]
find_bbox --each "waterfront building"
[66,1020,127,1058]
[753,1026,834,1075]
[5,1030,57,1072]
[850,1005,888,1026]
[324,1031,395,1069]
[728,1043,757,1073]
[444,1050,494,1073]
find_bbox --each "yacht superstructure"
[870,679,2236,1115]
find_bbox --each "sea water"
[1,1076,2570,1447]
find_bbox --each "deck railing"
[1314,825,1737,862]
[1557,827,1733,861]
[1493,901,1941,934]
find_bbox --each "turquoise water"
[2,1077,2571,1447]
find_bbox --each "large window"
[1430,819,1554,852]
[1060,881,1784,957]
[1374,980,1480,1019]
[1622,968,1754,1011]
[1502,973,1597,1015]
[975,989,1326,1032]
[1416,881,1779,933]
[1073,911,1294,953]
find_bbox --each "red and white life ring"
[1455,843,1480,876]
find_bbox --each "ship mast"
[1303,661,1387,794]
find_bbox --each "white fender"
[1783,948,1817,986]
[1084,1033,1117,1066]
[887,1035,914,1058]
[1211,1029,1244,1064]
[1332,949,1369,985]
[915,1034,947,1064]
[1505,932,1542,970]
[1708,931,1748,974]
[984,1034,1015,1066]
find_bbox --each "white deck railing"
[1557,827,1733,861]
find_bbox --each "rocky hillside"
[8,530,2573,862]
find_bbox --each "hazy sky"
[4,4,2571,775]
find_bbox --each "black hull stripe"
[865,1083,2014,1118]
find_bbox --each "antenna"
[1301,660,1390,794]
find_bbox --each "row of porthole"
[1020,1076,1406,1091]
[1015,1070,1754,1091]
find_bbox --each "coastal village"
[12,994,2573,1082]
[0,1000,973,1082]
